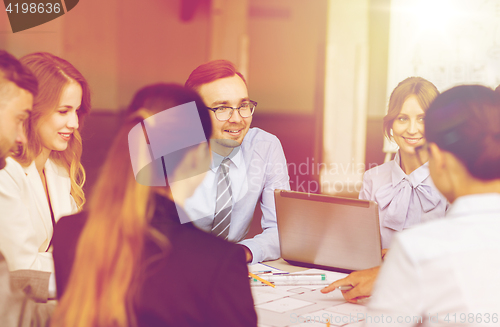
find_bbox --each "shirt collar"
[391,151,430,187]
[209,146,242,172]
[22,158,60,178]
[23,160,37,176]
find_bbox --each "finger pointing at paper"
[320,266,380,304]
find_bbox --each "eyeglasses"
[207,100,257,121]
[415,143,429,166]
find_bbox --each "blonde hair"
[52,112,159,327]
[51,84,212,327]
[16,52,91,209]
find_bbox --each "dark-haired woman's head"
[424,85,500,201]
[102,83,212,203]
[383,77,439,159]
[125,83,212,195]
[126,83,212,140]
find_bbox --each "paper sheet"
[251,266,366,326]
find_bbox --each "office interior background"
[1,0,499,236]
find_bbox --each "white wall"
[0,0,211,110]
[248,0,327,114]
[321,0,370,194]
[387,0,500,94]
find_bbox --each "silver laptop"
[275,189,382,272]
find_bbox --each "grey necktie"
[211,158,232,240]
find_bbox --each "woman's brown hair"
[383,77,439,139]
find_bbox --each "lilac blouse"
[359,152,448,248]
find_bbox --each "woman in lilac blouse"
[360,77,448,249]
[322,77,448,302]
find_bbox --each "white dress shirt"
[367,193,500,327]
[185,128,290,263]
[359,152,448,248]
[0,157,77,272]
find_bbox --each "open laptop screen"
[275,189,382,273]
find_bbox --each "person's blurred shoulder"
[53,212,87,241]
[167,221,247,264]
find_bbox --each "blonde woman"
[51,84,257,327]
[0,52,90,273]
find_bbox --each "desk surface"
[249,259,366,327]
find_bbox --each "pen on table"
[248,272,275,288]
[251,274,329,286]
[253,270,273,275]
[257,274,326,282]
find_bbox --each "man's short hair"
[0,50,38,97]
[185,59,246,91]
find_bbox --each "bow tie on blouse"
[375,175,441,232]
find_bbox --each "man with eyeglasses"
[185,60,290,263]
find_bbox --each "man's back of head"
[0,51,38,96]
[0,50,38,169]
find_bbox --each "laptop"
[275,189,382,273]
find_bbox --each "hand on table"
[320,266,380,303]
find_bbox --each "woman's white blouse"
[367,193,500,327]
[0,157,77,272]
